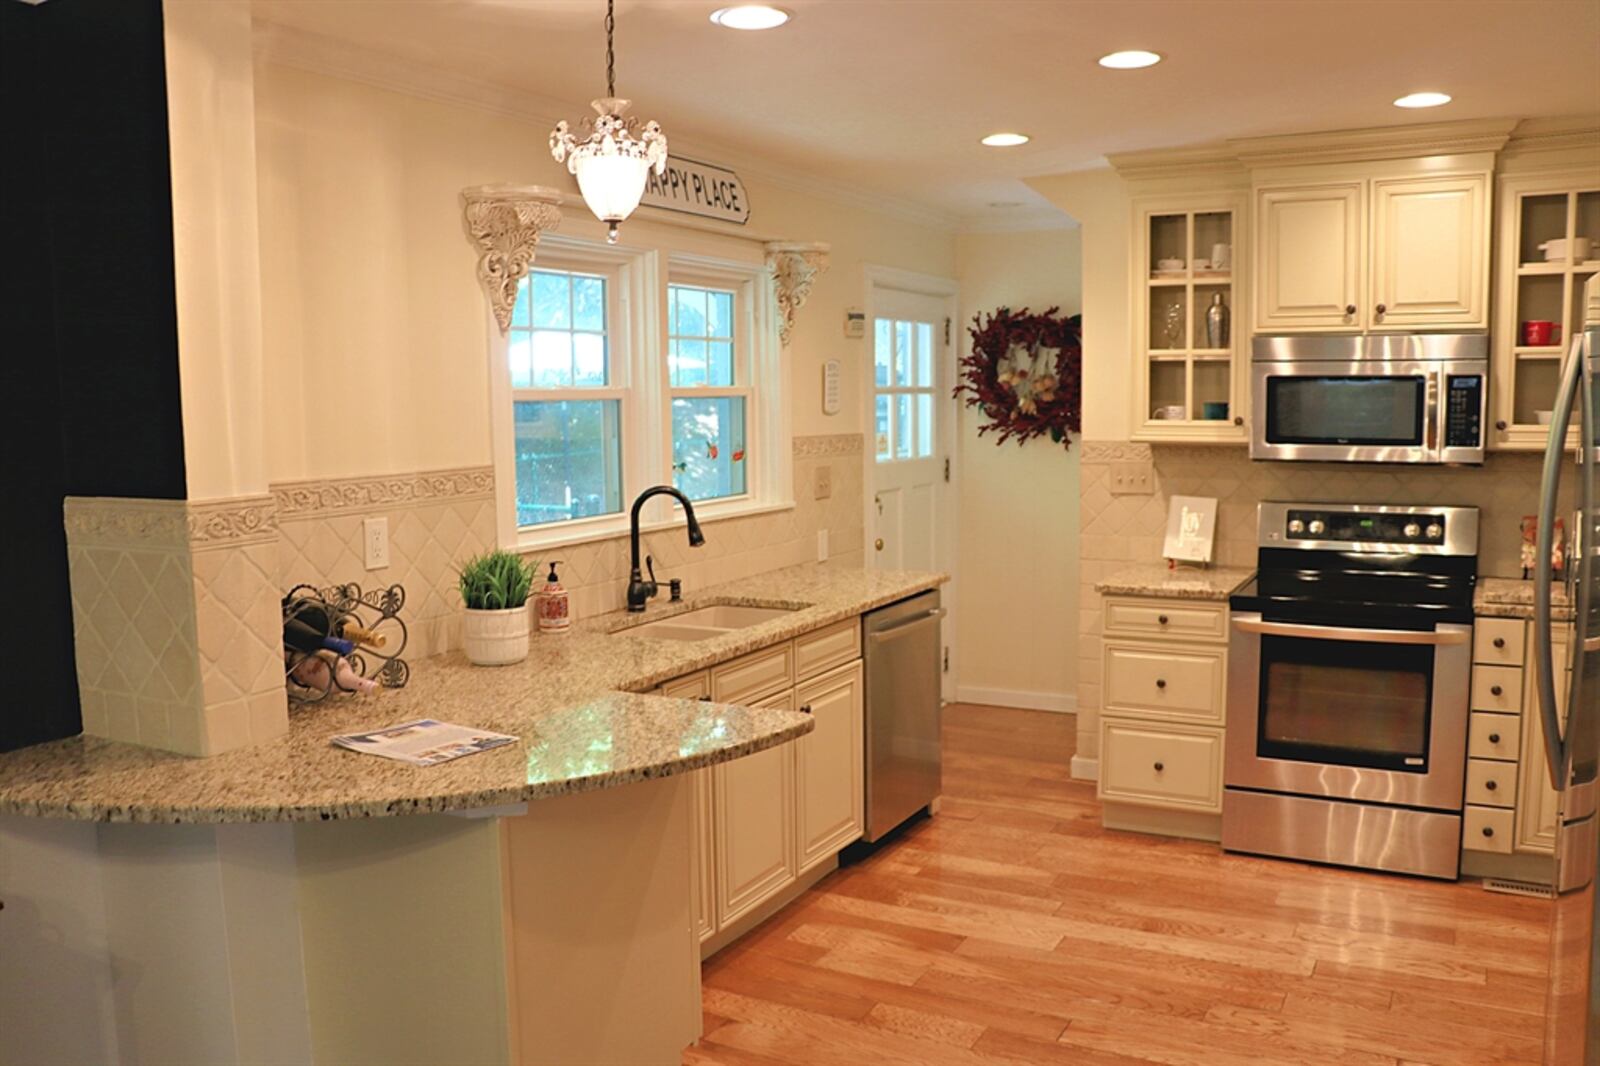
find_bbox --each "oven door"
[1226,613,1471,811]
[1251,360,1439,463]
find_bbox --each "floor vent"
[1483,877,1556,899]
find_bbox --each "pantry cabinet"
[1253,168,1490,333]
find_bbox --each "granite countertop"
[1476,578,1577,622]
[1095,564,1255,601]
[0,564,945,824]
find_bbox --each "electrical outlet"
[363,516,390,570]
[1109,461,1154,496]
[813,464,832,500]
[817,529,829,562]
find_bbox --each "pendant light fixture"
[549,0,668,243]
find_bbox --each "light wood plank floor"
[688,704,1551,1066]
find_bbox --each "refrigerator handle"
[1534,334,1587,790]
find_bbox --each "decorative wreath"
[954,307,1082,448]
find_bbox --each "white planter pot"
[462,604,530,666]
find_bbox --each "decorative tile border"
[273,466,494,517]
[186,495,278,549]
[1078,440,1154,462]
[63,497,190,549]
[793,433,864,458]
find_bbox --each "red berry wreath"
[954,307,1082,447]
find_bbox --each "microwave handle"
[1232,617,1470,646]
[1425,373,1439,452]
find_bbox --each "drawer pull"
[698,695,712,702]
[1485,779,1498,791]
[1155,679,1167,690]
[1157,615,1169,625]
[1489,732,1501,744]
[1493,637,1507,649]
[1482,826,1495,838]
[1153,761,1165,772]
[1491,685,1504,697]
[799,703,813,715]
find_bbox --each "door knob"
[875,538,884,551]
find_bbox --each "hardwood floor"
[688,704,1552,1066]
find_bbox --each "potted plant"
[457,549,535,665]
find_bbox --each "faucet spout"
[627,485,705,612]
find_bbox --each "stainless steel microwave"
[1251,334,1488,465]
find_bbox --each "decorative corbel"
[460,184,564,334]
[764,241,831,347]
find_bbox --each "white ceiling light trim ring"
[1098,50,1162,69]
[710,5,792,31]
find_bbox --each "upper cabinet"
[1253,169,1491,334]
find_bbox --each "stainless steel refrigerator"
[1539,272,1600,1065]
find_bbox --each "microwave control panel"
[1444,375,1484,448]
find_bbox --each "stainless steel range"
[1222,502,1480,880]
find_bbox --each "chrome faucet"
[627,485,705,612]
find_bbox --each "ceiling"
[251,0,1600,228]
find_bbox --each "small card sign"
[1164,495,1218,565]
[642,156,750,226]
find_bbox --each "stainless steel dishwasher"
[862,591,944,842]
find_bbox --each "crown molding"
[1498,114,1600,169]
[1106,143,1244,181]
[250,21,959,234]
[955,206,1079,234]
[1227,117,1518,167]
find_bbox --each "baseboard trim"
[955,686,1077,714]
[1070,755,1099,782]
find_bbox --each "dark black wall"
[1,0,188,752]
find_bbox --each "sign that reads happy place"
[642,156,751,226]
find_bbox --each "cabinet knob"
[1157,615,1170,625]
[1482,826,1495,838]
[1496,420,1508,432]
[1489,732,1501,744]
[1486,779,1498,791]
[1375,303,1387,317]
[1155,678,1167,689]
[1153,761,1165,772]
[1233,415,1245,427]
[1494,637,1506,649]
[1344,304,1357,316]
[875,538,884,551]
[799,703,813,715]
[1491,685,1504,697]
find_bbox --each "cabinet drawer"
[1103,598,1228,643]
[1104,642,1226,723]
[1099,720,1223,812]
[1465,758,1516,808]
[1469,712,1521,760]
[1463,805,1514,854]
[712,644,795,705]
[1474,618,1525,667]
[794,619,861,682]
[659,669,712,701]
[1472,666,1523,714]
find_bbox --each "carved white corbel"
[460,184,564,334]
[764,241,831,347]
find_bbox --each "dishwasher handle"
[868,607,947,644]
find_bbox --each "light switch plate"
[813,464,832,500]
[363,516,390,570]
[1109,461,1154,496]
[817,529,829,562]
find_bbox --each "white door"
[867,281,954,696]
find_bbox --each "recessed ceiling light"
[1098,50,1162,70]
[1393,91,1452,109]
[709,5,791,30]
[981,132,1030,147]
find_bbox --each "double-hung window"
[507,267,624,528]
[668,280,750,503]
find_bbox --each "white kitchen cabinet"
[1516,625,1572,855]
[658,669,718,944]
[713,688,798,927]
[1254,181,1364,331]
[1253,170,1490,333]
[1370,175,1489,329]
[794,660,864,873]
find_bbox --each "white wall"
[952,227,1083,711]
[252,61,957,484]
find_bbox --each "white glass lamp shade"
[573,152,650,227]
[551,98,668,243]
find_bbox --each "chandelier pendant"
[549,0,668,243]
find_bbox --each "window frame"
[485,228,791,553]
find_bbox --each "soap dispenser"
[535,561,571,634]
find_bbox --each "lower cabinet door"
[714,690,798,927]
[692,768,716,943]
[795,660,864,873]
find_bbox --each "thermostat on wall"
[821,359,842,415]
[844,307,865,339]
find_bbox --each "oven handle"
[1231,618,1469,646]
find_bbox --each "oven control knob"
[1288,519,1305,535]
[1404,522,1421,538]
[1426,523,1442,540]
[1307,520,1326,536]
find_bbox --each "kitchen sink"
[612,603,802,641]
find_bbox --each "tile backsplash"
[1074,441,1569,763]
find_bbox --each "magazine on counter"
[330,718,518,767]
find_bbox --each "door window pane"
[895,395,913,459]
[669,284,736,387]
[513,400,623,528]
[917,394,933,457]
[874,320,892,387]
[875,395,890,458]
[916,323,934,387]
[894,321,912,386]
[672,396,747,501]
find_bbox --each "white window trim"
[486,232,793,553]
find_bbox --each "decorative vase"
[462,604,530,666]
